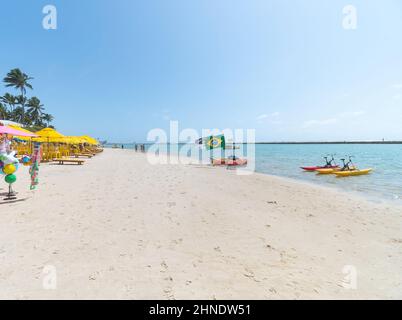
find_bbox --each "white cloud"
[302,118,337,128]
[392,83,402,89]
[339,110,365,117]
[393,94,402,100]
[302,110,365,129]
[256,112,280,121]
[256,114,268,120]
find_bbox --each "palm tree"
[27,97,45,125]
[14,95,28,123]
[0,93,16,112]
[0,102,8,119]
[11,106,24,123]
[42,113,54,127]
[3,68,33,121]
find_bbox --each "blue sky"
[1,0,402,142]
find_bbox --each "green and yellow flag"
[205,135,225,150]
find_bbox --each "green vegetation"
[0,68,54,128]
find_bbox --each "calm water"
[253,144,402,203]
[106,143,402,203]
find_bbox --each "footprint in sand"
[160,261,175,299]
[171,238,183,246]
[243,267,261,282]
[160,260,168,271]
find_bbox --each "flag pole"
[209,136,213,164]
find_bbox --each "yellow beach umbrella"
[34,127,66,143]
[80,135,99,145]
[35,127,65,138]
[64,136,86,144]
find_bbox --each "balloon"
[3,164,16,175]
[0,151,18,165]
[0,160,4,169]
[5,174,16,184]
[22,156,31,164]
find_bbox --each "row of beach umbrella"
[0,121,99,145]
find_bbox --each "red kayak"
[301,165,339,172]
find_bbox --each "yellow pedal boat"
[316,166,356,174]
[316,168,340,174]
[334,168,372,177]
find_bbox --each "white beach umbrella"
[0,119,23,127]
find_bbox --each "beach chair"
[59,145,70,157]
[53,158,85,165]
[72,153,93,158]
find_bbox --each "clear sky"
[1,0,402,142]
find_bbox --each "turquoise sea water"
[106,143,402,203]
[253,144,402,203]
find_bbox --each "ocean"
[105,143,402,203]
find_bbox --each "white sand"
[0,148,401,299]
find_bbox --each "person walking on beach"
[0,134,11,154]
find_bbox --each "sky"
[0,0,402,142]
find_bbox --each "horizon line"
[105,140,402,145]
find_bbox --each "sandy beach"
[0,148,401,299]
